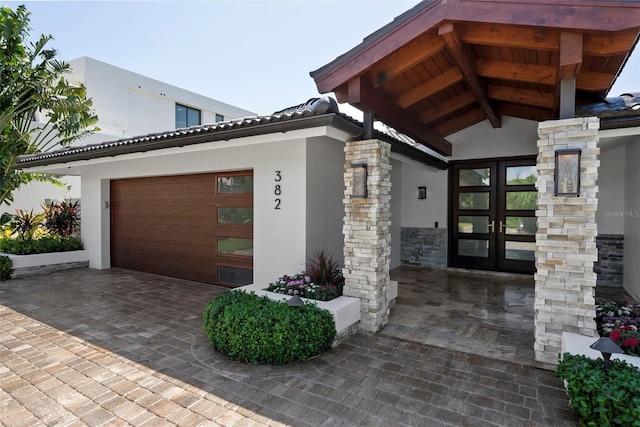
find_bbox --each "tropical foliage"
[0,5,98,205]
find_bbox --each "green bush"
[0,236,83,255]
[203,291,336,364]
[557,353,640,426]
[0,255,12,280]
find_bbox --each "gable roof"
[15,97,449,170]
[310,0,640,156]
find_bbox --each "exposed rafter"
[438,23,501,129]
[476,60,556,85]
[487,85,554,109]
[419,91,476,123]
[434,107,486,136]
[348,77,452,156]
[395,68,463,109]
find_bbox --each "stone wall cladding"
[594,234,624,288]
[343,139,392,333]
[534,117,600,366]
[12,261,89,279]
[400,227,447,269]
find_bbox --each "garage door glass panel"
[217,237,253,256]
[218,266,253,286]
[459,168,490,186]
[459,192,489,210]
[217,176,253,194]
[217,207,253,224]
[458,216,489,234]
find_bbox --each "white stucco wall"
[624,139,640,300]
[448,116,538,160]
[396,156,448,229]
[596,145,626,235]
[305,136,346,266]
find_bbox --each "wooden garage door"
[111,171,253,286]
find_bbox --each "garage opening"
[111,171,253,286]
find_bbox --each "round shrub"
[203,291,336,364]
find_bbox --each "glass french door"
[449,158,537,274]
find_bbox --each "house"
[15,0,640,366]
[2,57,255,215]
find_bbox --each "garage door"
[111,171,253,286]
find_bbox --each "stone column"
[535,117,600,366]
[343,139,392,333]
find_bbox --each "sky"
[4,1,640,117]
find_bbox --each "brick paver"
[0,268,578,426]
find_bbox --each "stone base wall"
[595,234,624,288]
[534,117,600,366]
[12,261,89,279]
[400,227,447,269]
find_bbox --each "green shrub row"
[557,353,640,426]
[0,236,83,255]
[0,255,12,280]
[203,291,336,364]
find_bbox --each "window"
[215,114,224,123]
[175,104,201,129]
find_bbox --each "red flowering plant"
[265,250,344,302]
[608,325,640,357]
[596,299,640,356]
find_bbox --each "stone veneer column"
[535,117,600,366]
[343,139,392,333]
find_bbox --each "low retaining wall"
[4,250,89,279]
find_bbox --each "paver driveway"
[0,268,578,426]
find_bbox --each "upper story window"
[215,114,224,123]
[175,104,201,129]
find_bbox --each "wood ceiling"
[310,0,640,156]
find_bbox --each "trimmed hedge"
[557,353,640,426]
[203,291,336,364]
[0,236,83,255]
[0,255,12,280]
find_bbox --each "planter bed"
[3,250,89,278]
[561,331,640,368]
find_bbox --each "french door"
[449,157,537,274]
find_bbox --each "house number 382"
[274,170,282,210]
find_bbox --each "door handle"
[488,221,495,233]
[499,220,507,234]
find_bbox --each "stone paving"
[0,268,578,426]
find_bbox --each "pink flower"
[623,337,639,348]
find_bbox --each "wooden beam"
[395,67,464,109]
[434,107,486,136]
[458,23,559,51]
[438,23,501,129]
[476,60,556,85]
[496,102,553,122]
[576,71,614,91]
[487,85,555,109]
[419,91,476,123]
[558,32,583,80]
[584,30,639,56]
[371,34,445,87]
[348,76,452,156]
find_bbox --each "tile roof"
[15,96,448,170]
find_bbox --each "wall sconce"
[351,163,368,198]
[555,149,581,196]
[590,337,623,371]
[418,186,427,200]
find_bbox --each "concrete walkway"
[0,268,578,426]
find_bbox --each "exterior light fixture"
[287,295,304,307]
[589,337,624,371]
[351,163,368,198]
[555,149,581,196]
[418,186,427,200]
